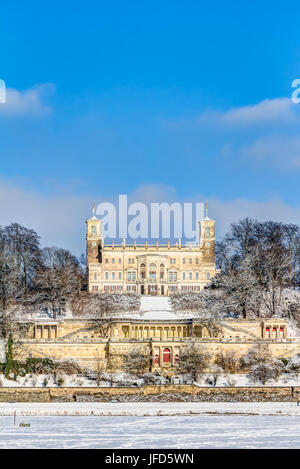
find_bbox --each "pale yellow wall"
[86,216,216,294]
[13,317,300,372]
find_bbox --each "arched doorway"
[163,347,171,363]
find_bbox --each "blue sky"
[0,0,300,254]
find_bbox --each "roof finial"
[92,200,95,216]
[205,200,208,218]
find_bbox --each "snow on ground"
[1,372,300,387]
[139,296,186,320]
[140,296,172,311]
[1,401,300,416]
[0,413,300,448]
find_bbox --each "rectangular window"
[112,258,115,264]
[118,272,122,280]
[105,272,109,280]
[112,272,115,280]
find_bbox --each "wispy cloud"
[0,83,54,117]
[239,135,300,169]
[198,97,296,127]
[163,96,300,172]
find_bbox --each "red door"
[163,348,171,363]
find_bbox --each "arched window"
[174,354,179,364]
[205,227,210,237]
[163,348,171,363]
[154,354,159,365]
[195,272,199,280]
[182,272,186,280]
[140,263,146,279]
[160,263,165,279]
[91,225,97,235]
[189,271,193,280]
[149,263,156,280]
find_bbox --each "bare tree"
[177,344,211,381]
[123,346,151,376]
[3,223,41,297]
[31,247,85,319]
[214,350,242,373]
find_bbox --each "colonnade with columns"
[33,325,58,339]
[121,324,190,340]
[262,324,287,339]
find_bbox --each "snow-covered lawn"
[0,401,300,416]
[140,296,172,312]
[0,413,300,448]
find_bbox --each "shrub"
[215,350,242,373]
[177,344,211,381]
[241,343,273,369]
[249,362,278,385]
[56,376,65,387]
[53,359,82,375]
[42,378,48,387]
[123,348,151,376]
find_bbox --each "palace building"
[9,206,300,375]
[86,204,217,295]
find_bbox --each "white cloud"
[209,197,300,237]
[0,83,54,117]
[197,97,296,128]
[0,180,299,255]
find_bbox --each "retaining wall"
[0,385,300,402]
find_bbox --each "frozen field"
[0,401,300,416]
[0,414,300,448]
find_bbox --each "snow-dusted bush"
[169,291,223,318]
[142,372,168,385]
[249,362,280,385]
[99,371,144,387]
[283,355,300,380]
[177,344,212,381]
[123,347,151,376]
[225,376,237,387]
[215,350,242,373]
[56,375,65,387]
[72,292,141,316]
[42,377,48,387]
[31,376,38,387]
[53,359,82,375]
[241,343,273,369]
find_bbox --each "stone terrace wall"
[0,385,300,402]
